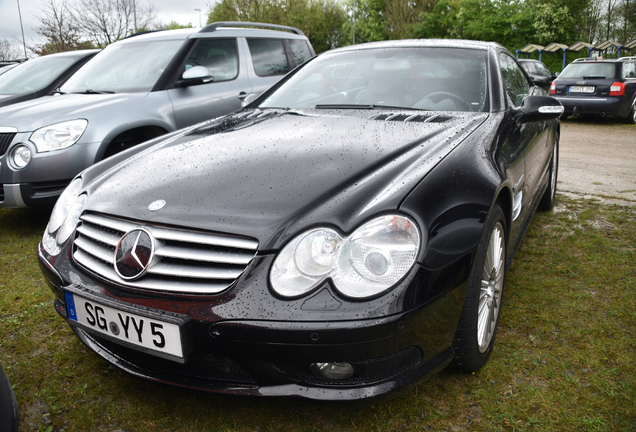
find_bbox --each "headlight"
[30,119,88,152]
[10,144,32,169]
[270,215,421,299]
[42,178,85,256]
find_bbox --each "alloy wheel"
[478,222,505,353]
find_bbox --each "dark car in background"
[518,59,556,92]
[38,39,563,401]
[0,50,99,109]
[0,22,314,209]
[550,56,636,123]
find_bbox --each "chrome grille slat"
[74,250,232,293]
[81,213,137,233]
[155,245,254,264]
[150,226,258,250]
[148,262,243,279]
[76,224,122,247]
[73,212,259,295]
[74,236,114,264]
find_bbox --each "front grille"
[0,133,16,156]
[269,346,422,386]
[72,212,259,295]
[87,331,257,384]
[370,113,454,123]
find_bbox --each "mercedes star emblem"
[148,199,166,211]
[114,229,154,280]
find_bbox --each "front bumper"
[0,180,71,208]
[38,243,466,401]
[555,95,630,118]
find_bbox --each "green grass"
[1,196,635,431]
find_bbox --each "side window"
[521,62,536,75]
[624,62,636,78]
[289,40,312,66]
[537,63,553,78]
[499,54,530,107]
[247,38,290,77]
[186,39,238,82]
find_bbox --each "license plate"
[65,292,184,360]
[569,86,595,93]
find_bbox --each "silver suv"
[0,22,314,208]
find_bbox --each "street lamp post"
[195,9,202,28]
[352,0,356,45]
[16,0,27,58]
[133,0,138,33]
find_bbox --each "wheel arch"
[97,125,170,161]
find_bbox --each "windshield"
[560,62,616,79]
[260,47,489,112]
[0,64,18,76]
[0,56,79,95]
[61,39,183,94]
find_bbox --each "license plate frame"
[569,85,595,93]
[65,291,187,363]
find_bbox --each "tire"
[538,136,559,211]
[625,105,636,125]
[452,204,506,372]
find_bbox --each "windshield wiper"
[315,104,428,111]
[53,88,65,95]
[74,89,115,94]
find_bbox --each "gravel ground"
[558,118,636,206]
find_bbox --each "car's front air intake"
[72,213,259,295]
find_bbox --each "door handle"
[237,92,248,101]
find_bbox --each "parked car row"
[35,36,564,401]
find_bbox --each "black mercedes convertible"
[38,39,563,401]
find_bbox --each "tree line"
[2,0,634,70]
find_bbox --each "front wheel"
[625,105,636,125]
[452,204,507,372]
[538,137,559,211]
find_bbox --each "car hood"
[0,93,149,131]
[83,109,489,249]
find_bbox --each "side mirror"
[554,72,560,78]
[512,95,564,124]
[175,66,213,88]
[241,93,259,107]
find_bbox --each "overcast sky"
[1,0,212,55]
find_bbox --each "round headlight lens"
[270,215,421,299]
[295,230,341,276]
[57,194,87,245]
[334,215,420,298]
[270,228,343,297]
[48,178,82,235]
[10,144,32,169]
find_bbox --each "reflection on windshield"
[61,39,183,94]
[0,56,78,95]
[260,48,489,112]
